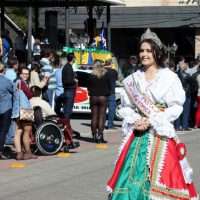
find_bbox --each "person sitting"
[30,86,79,150]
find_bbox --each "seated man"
[30,85,79,150]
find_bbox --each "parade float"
[63,46,112,66]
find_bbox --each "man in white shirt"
[30,86,56,118]
[30,85,79,150]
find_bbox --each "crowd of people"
[0,29,119,160]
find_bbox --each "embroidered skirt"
[108,131,199,200]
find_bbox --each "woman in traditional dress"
[107,29,198,200]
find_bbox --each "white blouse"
[119,68,185,138]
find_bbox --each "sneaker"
[182,128,192,131]
[16,152,24,160]
[68,141,80,149]
[100,138,108,143]
[23,153,38,160]
[0,152,10,160]
[175,128,183,132]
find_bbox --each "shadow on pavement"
[73,130,94,143]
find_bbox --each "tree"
[7,7,28,31]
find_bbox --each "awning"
[1,0,125,7]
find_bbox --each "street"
[0,118,199,200]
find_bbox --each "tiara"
[140,28,162,49]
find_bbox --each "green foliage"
[7,8,28,31]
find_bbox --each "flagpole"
[106,5,111,51]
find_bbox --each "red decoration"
[74,87,88,103]
[176,143,187,160]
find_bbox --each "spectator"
[14,67,37,160]
[188,60,200,127]
[1,30,12,64]
[5,56,19,82]
[186,59,200,76]
[0,62,14,159]
[176,56,185,72]
[62,53,77,119]
[175,62,192,131]
[168,59,176,72]
[54,54,66,116]
[30,86,56,118]
[62,53,77,146]
[30,61,48,89]
[104,59,118,129]
[122,55,138,78]
[40,48,56,106]
[3,57,19,147]
[0,36,3,60]
[88,61,111,143]
[14,31,26,64]
[3,30,13,49]
[30,86,79,149]
[194,67,200,128]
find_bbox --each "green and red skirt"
[107,131,198,200]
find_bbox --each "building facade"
[39,0,200,61]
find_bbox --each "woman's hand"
[134,117,150,131]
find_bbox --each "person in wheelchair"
[30,85,79,151]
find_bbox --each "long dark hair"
[138,39,166,68]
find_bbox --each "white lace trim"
[115,131,133,164]
[150,194,199,200]
[147,129,154,167]
[106,185,112,193]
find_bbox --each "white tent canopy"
[99,0,125,5]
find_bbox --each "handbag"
[20,108,34,122]
[18,80,34,122]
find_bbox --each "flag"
[100,22,107,49]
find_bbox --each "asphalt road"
[0,118,199,200]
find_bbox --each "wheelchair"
[33,106,65,155]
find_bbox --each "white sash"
[123,75,160,117]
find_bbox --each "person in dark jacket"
[88,61,111,143]
[104,59,118,129]
[61,53,79,149]
[62,53,77,119]
[175,62,192,131]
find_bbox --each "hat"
[140,28,162,49]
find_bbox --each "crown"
[140,28,162,49]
